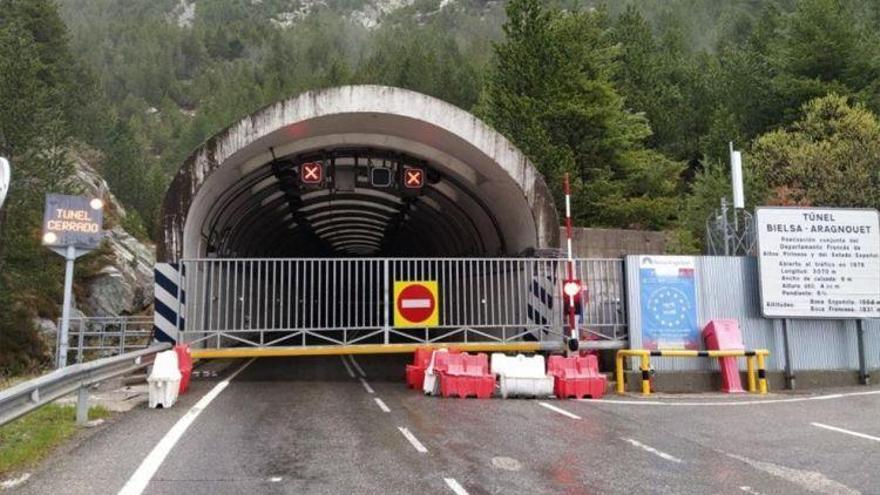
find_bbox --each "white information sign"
[756,207,880,319]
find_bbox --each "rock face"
[68,150,156,317]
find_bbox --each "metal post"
[383,259,390,344]
[563,174,577,354]
[782,318,795,390]
[76,386,89,425]
[57,245,76,369]
[721,198,730,256]
[857,319,870,385]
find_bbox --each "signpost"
[756,206,880,389]
[42,194,105,368]
[756,207,880,319]
[0,157,9,210]
[393,281,439,328]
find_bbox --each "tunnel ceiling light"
[307,208,392,222]
[250,176,279,195]
[321,231,384,242]
[300,187,402,203]
[299,200,398,214]
[314,224,385,236]
[260,190,284,206]
[311,216,387,229]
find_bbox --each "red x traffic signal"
[300,162,323,184]
[403,167,425,189]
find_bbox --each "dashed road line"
[444,477,470,495]
[348,355,367,377]
[739,486,762,494]
[811,422,880,443]
[118,359,255,495]
[1,473,31,490]
[538,401,581,419]
[398,427,428,453]
[359,377,375,394]
[374,397,391,413]
[340,355,355,378]
[621,438,682,463]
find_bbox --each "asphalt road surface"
[12,355,880,494]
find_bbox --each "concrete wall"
[565,227,666,258]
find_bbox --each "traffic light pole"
[563,174,578,354]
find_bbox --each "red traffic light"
[563,280,581,297]
[300,162,323,184]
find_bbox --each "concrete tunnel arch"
[159,85,559,261]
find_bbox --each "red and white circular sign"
[396,283,436,323]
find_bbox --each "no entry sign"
[394,281,439,327]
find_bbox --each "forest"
[2,0,880,372]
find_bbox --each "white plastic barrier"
[148,350,182,408]
[492,353,554,399]
[422,349,449,396]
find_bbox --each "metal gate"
[175,258,627,350]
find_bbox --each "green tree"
[478,0,683,229]
[750,94,880,209]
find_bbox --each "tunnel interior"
[202,147,507,258]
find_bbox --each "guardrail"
[0,344,171,427]
[615,349,770,395]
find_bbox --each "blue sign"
[639,256,699,350]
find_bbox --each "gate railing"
[177,257,627,349]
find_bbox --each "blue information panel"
[639,256,699,350]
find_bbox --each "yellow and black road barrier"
[615,349,770,396]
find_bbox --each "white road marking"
[538,401,581,419]
[398,427,428,453]
[269,477,283,482]
[740,487,763,494]
[340,356,355,378]
[374,397,391,413]
[348,355,367,377]
[622,438,682,463]
[811,422,880,443]
[585,389,880,407]
[0,473,31,489]
[444,477,469,495]
[359,377,375,394]
[117,359,255,495]
[727,453,859,495]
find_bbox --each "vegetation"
[2,0,880,371]
[0,403,110,476]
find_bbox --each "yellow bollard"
[616,353,625,394]
[640,352,651,395]
[746,355,756,393]
[757,352,768,394]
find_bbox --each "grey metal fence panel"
[177,257,627,349]
[626,255,880,372]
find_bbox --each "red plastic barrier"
[548,355,606,399]
[703,319,745,393]
[173,344,193,394]
[405,347,433,389]
[439,353,495,399]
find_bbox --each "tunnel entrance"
[160,85,558,262]
[155,86,626,355]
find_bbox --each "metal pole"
[563,174,577,353]
[721,198,730,257]
[383,259,390,344]
[857,319,870,386]
[76,386,89,425]
[782,318,795,390]
[57,245,76,369]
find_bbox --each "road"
[12,355,880,494]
